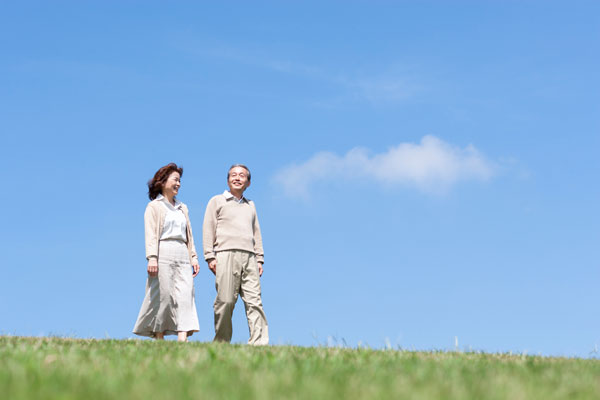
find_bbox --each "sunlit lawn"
[1,336,599,399]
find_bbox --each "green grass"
[1,336,599,399]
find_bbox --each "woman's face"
[162,171,181,198]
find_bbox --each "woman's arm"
[182,204,200,277]
[144,202,159,276]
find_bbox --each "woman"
[133,163,200,341]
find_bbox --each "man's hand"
[207,259,217,275]
[192,262,200,277]
[147,258,158,277]
[258,261,263,277]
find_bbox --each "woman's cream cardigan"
[144,199,199,265]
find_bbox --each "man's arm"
[251,202,264,276]
[203,197,218,274]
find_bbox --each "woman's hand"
[147,258,158,277]
[192,262,200,277]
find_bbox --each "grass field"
[1,336,599,399]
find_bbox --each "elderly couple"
[132,163,268,345]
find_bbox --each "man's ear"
[246,180,251,189]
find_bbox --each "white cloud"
[274,135,496,197]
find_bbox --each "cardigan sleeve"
[144,202,159,261]
[182,204,199,264]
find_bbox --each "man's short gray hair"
[227,164,251,181]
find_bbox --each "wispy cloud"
[273,135,496,197]
[337,74,422,105]
[172,37,422,105]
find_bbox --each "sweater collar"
[223,190,248,204]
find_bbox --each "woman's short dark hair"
[227,164,251,181]
[148,163,183,200]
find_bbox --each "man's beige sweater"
[202,191,264,263]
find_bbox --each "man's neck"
[229,189,244,200]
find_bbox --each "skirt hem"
[133,329,199,338]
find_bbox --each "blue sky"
[1,1,598,357]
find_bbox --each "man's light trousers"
[213,250,269,345]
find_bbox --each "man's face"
[228,166,250,193]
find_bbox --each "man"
[202,164,269,345]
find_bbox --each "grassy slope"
[1,336,599,400]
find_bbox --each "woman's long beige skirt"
[133,240,200,337]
